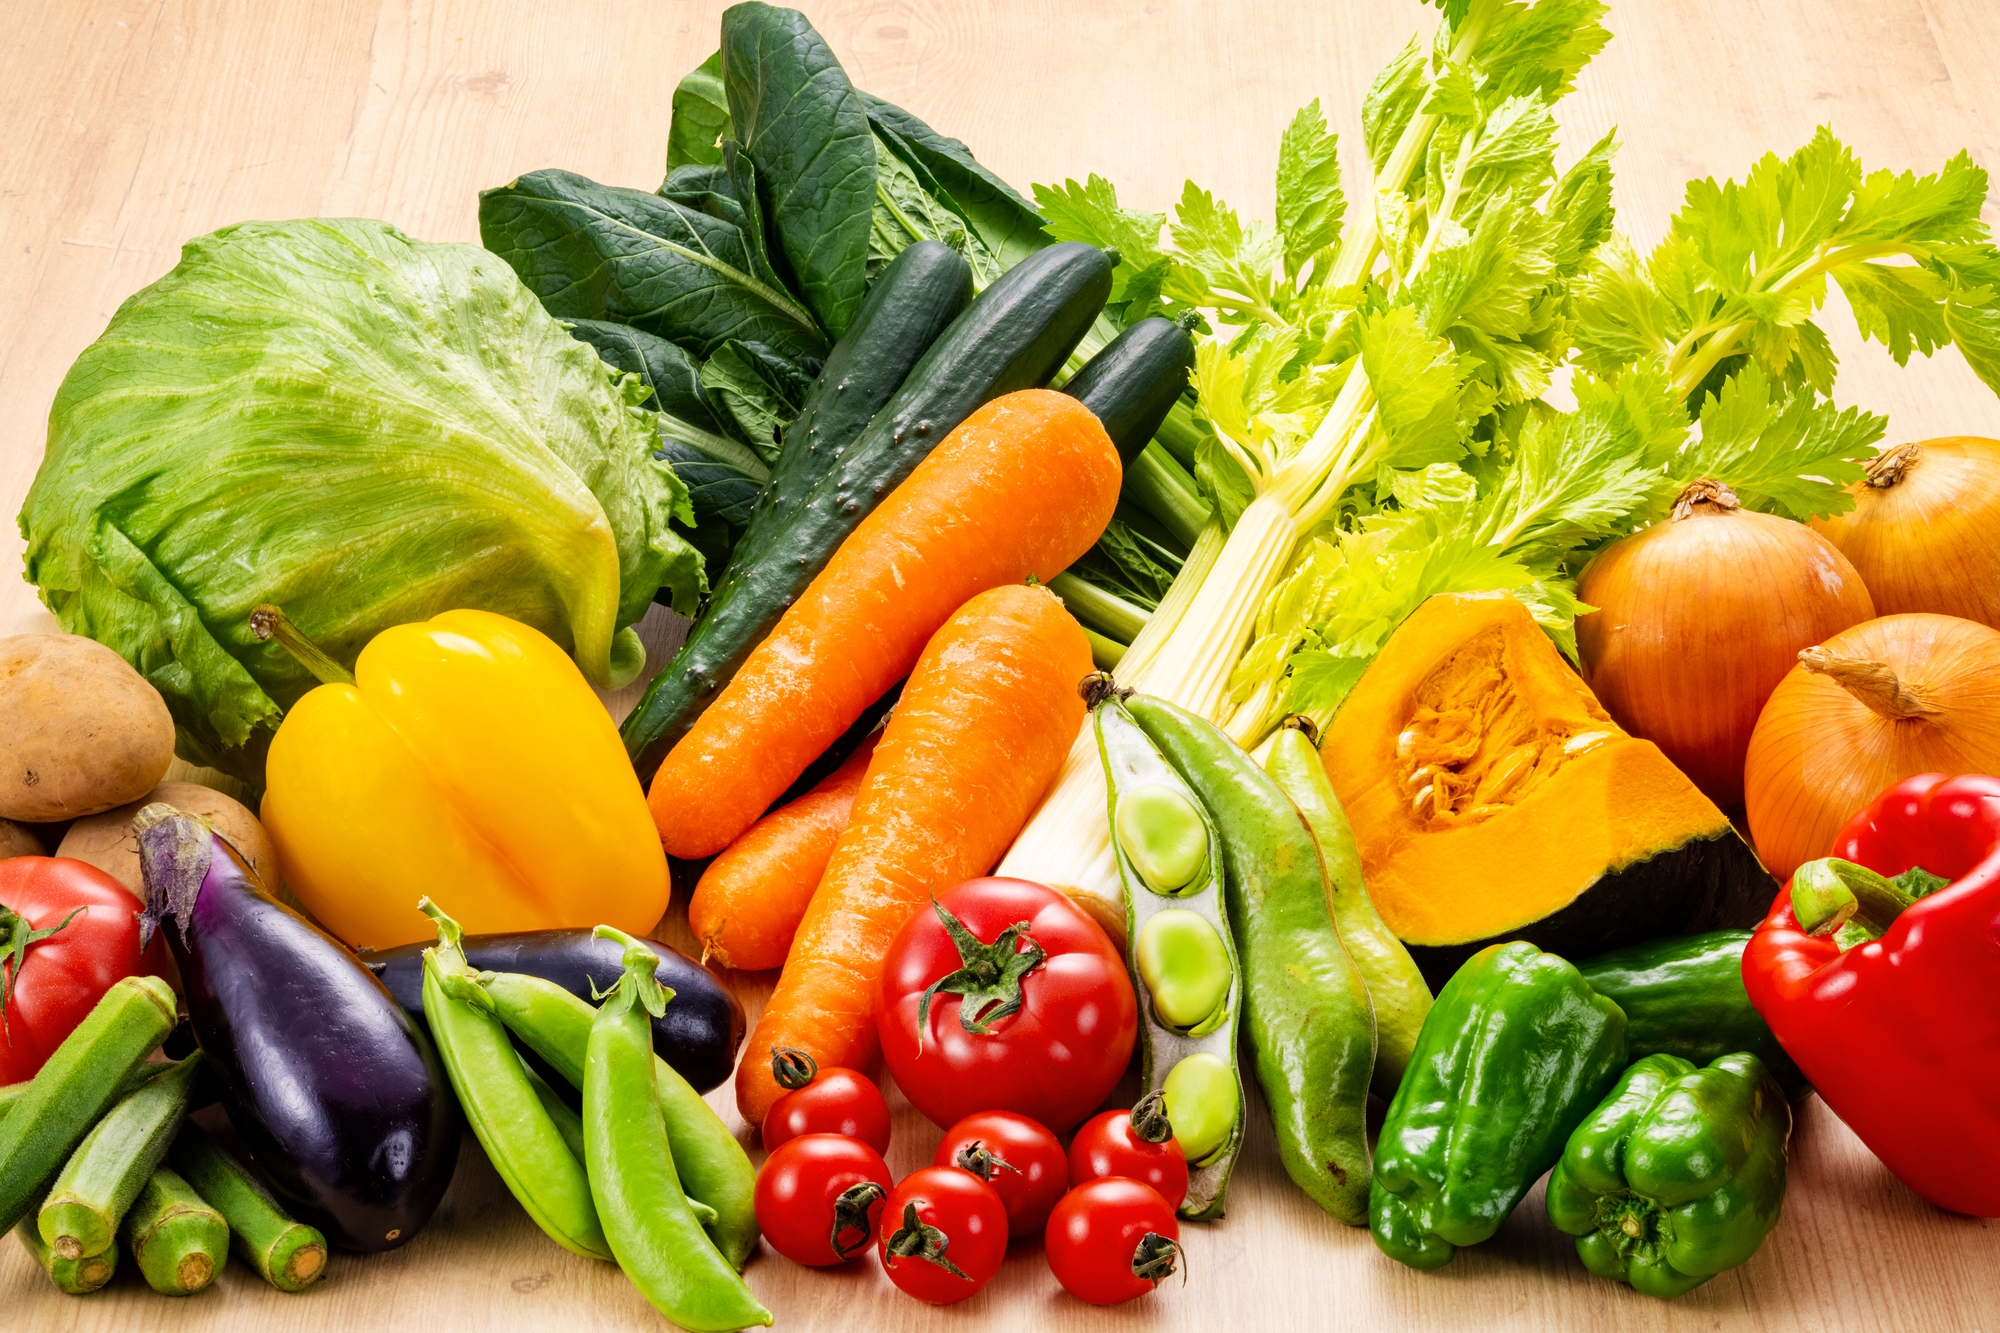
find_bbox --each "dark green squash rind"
[1403,829,1776,990]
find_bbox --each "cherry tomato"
[875,877,1136,1133]
[877,1166,1007,1305]
[1045,1177,1181,1306]
[1068,1093,1190,1209]
[934,1110,1067,1237]
[754,1134,892,1267]
[761,1046,892,1155]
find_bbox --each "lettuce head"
[21,217,703,783]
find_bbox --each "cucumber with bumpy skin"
[622,241,1112,780]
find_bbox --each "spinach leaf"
[667,51,730,171]
[564,318,769,530]
[700,339,816,463]
[863,92,1049,269]
[869,126,1001,285]
[1067,518,1182,609]
[479,168,826,361]
[720,3,876,340]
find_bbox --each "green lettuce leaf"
[20,218,700,782]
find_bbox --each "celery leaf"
[1276,100,1345,282]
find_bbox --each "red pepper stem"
[1792,858,1915,938]
[249,604,355,687]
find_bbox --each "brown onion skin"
[1744,613,2000,880]
[1577,499,1874,811]
[1812,438,2000,628]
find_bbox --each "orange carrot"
[734,582,1092,1126]
[687,730,881,971]
[648,389,1120,859]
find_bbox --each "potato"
[58,781,279,899]
[1,817,45,859]
[0,635,175,822]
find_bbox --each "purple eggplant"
[135,804,460,1253]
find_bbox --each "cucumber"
[40,1053,201,1260]
[622,240,1112,780]
[1062,314,1198,462]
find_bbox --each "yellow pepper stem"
[250,604,355,687]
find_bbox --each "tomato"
[877,1166,1007,1305]
[1068,1093,1190,1209]
[1,857,161,1085]
[761,1046,892,1155]
[934,1110,1067,1237]
[1045,1177,1181,1306]
[875,877,1136,1133]
[754,1133,892,1267]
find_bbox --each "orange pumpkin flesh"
[1326,591,1775,985]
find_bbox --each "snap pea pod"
[417,901,610,1261]
[483,969,758,1269]
[0,974,178,1234]
[1131,696,1375,1226]
[123,1166,229,1295]
[1094,686,1245,1220]
[38,1053,201,1260]
[1266,719,1432,1100]
[16,1216,117,1294]
[168,1122,326,1292]
[584,928,771,1331]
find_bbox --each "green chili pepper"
[39,1052,201,1261]
[482,969,758,1269]
[1547,1052,1791,1297]
[168,1122,327,1292]
[1095,686,1246,1221]
[583,926,771,1332]
[122,1166,229,1295]
[417,900,610,1261]
[16,1215,118,1294]
[1266,718,1432,1100]
[1131,695,1375,1227]
[0,975,178,1234]
[1371,942,1628,1270]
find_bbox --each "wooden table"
[3,1,1997,1328]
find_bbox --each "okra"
[123,1166,229,1295]
[0,974,178,1233]
[1094,684,1245,1221]
[484,969,759,1268]
[168,1122,326,1292]
[418,900,611,1262]
[0,1061,157,1130]
[15,1216,118,1294]
[40,1053,201,1260]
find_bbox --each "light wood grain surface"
[3,1,1997,1329]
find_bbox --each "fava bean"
[1135,911,1232,1034]
[1114,783,1209,895]
[1162,1054,1238,1166]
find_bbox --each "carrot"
[734,582,1092,1126]
[648,389,1120,859]
[687,730,881,971]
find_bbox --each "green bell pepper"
[1546,1051,1791,1298]
[1370,942,1627,1270]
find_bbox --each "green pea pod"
[1371,941,1627,1269]
[1129,695,1375,1226]
[122,1166,229,1295]
[417,901,610,1261]
[482,969,758,1269]
[0,974,178,1234]
[1266,721,1432,1099]
[16,1215,118,1294]
[40,1052,201,1260]
[1095,690,1245,1220]
[583,927,771,1332]
[168,1122,327,1292]
[1547,1052,1791,1298]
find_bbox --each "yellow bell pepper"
[258,607,668,950]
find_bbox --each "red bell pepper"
[1742,773,2000,1217]
[0,857,158,1084]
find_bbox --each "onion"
[1576,480,1875,811]
[1744,613,2000,879]
[1812,438,2000,628]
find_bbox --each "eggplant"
[135,804,460,1253]
[365,929,746,1094]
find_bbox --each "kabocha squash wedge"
[1324,592,1772,986]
